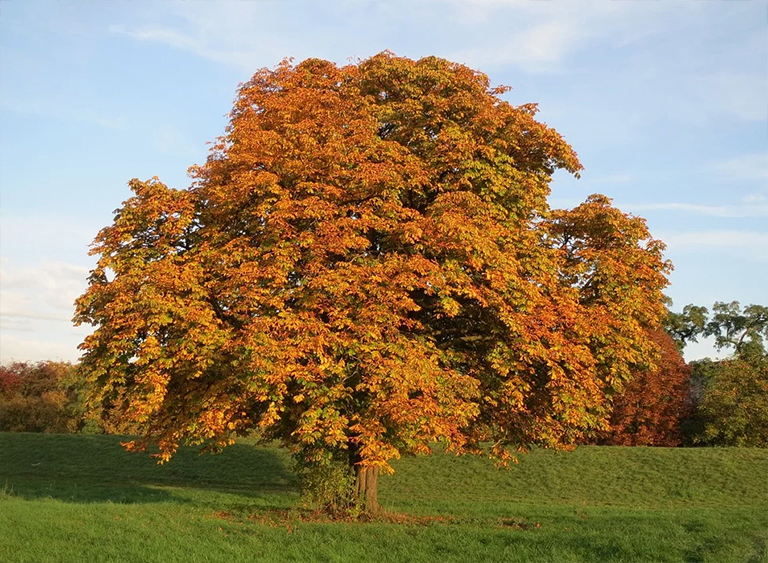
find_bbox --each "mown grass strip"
[1,433,766,563]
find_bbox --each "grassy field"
[0,433,766,563]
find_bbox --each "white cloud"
[590,174,632,185]
[0,211,102,265]
[0,259,93,363]
[0,97,127,129]
[109,24,251,69]
[695,72,768,124]
[661,230,768,262]
[743,193,767,204]
[153,124,199,157]
[620,202,768,218]
[451,19,587,72]
[108,5,289,73]
[0,211,101,363]
[0,333,85,364]
[103,0,767,138]
[0,260,90,329]
[711,151,768,182]
[105,0,687,74]
[110,25,199,51]
[447,0,691,71]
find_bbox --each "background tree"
[665,303,708,352]
[704,302,768,360]
[0,361,83,433]
[684,302,768,446]
[690,356,768,447]
[596,328,691,446]
[74,53,671,514]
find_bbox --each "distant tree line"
[594,301,767,447]
[0,361,93,433]
[671,302,767,447]
[2,300,766,447]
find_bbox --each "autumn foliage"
[74,53,671,512]
[0,361,82,433]
[597,329,691,446]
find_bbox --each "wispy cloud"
[0,211,101,266]
[0,259,90,332]
[104,0,766,135]
[711,151,768,182]
[109,24,254,69]
[620,202,768,218]
[105,1,687,74]
[694,72,768,124]
[111,25,198,51]
[0,258,92,362]
[590,174,632,185]
[108,9,287,73]
[743,192,768,204]
[451,19,588,72]
[0,97,126,129]
[152,124,199,158]
[447,0,691,71]
[0,333,86,363]
[660,230,768,261]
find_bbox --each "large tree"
[74,53,670,513]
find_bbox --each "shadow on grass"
[0,432,299,506]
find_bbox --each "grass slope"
[1,432,766,563]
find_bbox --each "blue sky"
[1,0,766,363]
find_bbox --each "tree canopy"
[74,53,671,512]
[705,301,768,360]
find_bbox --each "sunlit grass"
[1,433,766,562]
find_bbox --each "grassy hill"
[1,432,766,562]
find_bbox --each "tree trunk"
[354,465,380,515]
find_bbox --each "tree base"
[355,465,380,514]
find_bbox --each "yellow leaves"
[260,404,281,428]
[120,440,144,452]
[489,442,518,468]
[440,296,461,317]
[398,222,423,244]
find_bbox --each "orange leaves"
[598,329,691,446]
[75,53,670,475]
[547,195,671,381]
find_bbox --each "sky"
[0,0,766,364]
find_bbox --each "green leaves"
[694,356,768,447]
[706,301,768,358]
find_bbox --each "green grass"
[1,433,766,562]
